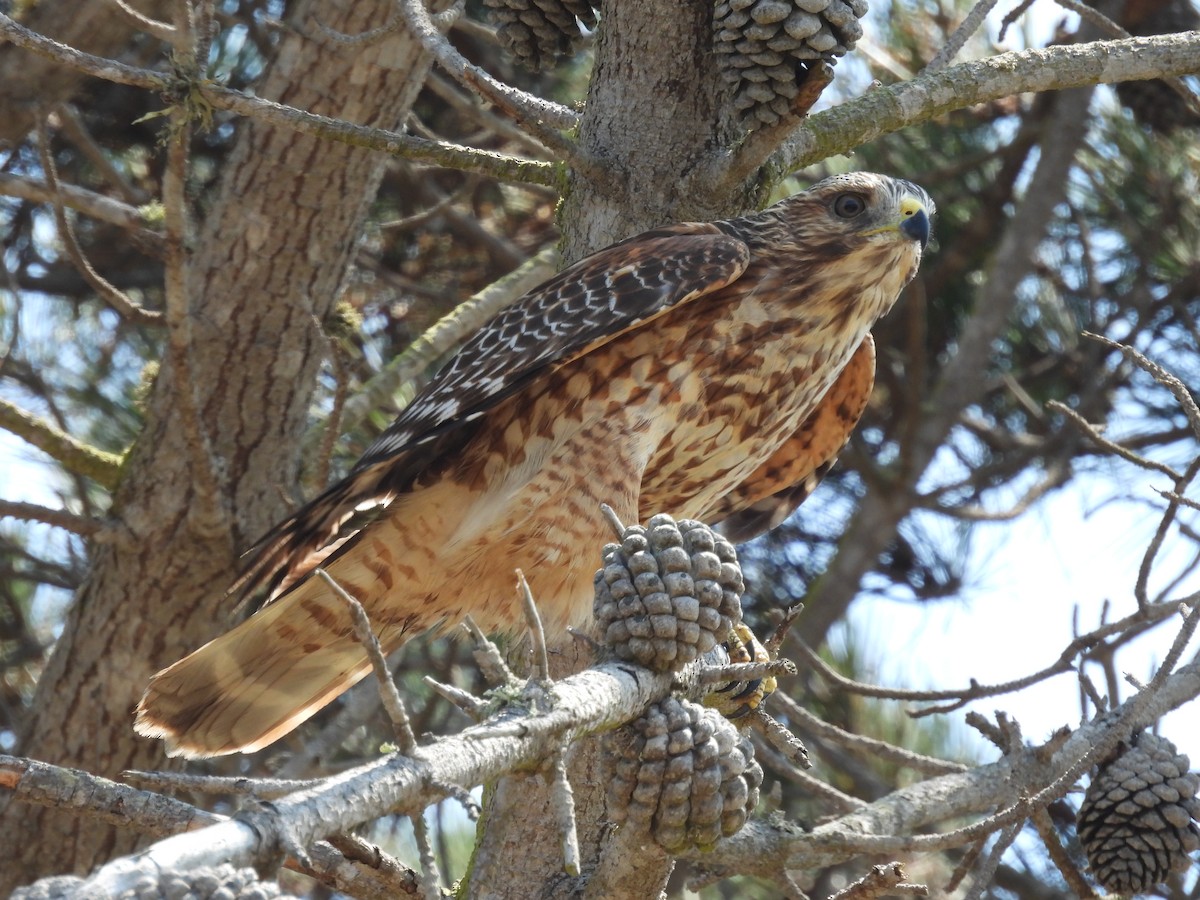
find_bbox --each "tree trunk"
[466,3,788,895]
[0,0,442,888]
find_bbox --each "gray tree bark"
[0,0,443,888]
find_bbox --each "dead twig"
[34,117,162,326]
[315,568,416,752]
[517,569,550,683]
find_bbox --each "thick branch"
[0,756,216,837]
[70,660,673,896]
[0,396,123,490]
[0,500,106,538]
[768,33,1200,181]
[0,757,423,900]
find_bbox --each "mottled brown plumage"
[135,172,933,758]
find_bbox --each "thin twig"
[764,603,804,659]
[924,0,1003,74]
[462,615,515,686]
[423,676,488,721]
[1159,489,1200,512]
[410,811,443,900]
[1136,457,1200,609]
[1048,400,1181,480]
[550,751,581,876]
[429,779,480,821]
[316,568,417,752]
[749,709,811,770]
[0,12,171,90]
[425,72,554,157]
[998,0,1038,41]
[698,659,797,685]
[35,117,163,325]
[109,0,177,43]
[960,821,1021,900]
[204,85,559,186]
[754,736,859,813]
[790,637,1072,708]
[771,692,965,776]
[1031,807,1098,898]
[56,102,147,203]
[1083,332,1200,440]
[312,5,404,47]
[828,862,928,899]
[392,0,580,139]
[517,569,550,683]
[0,172,163,253]
[945,836,986,894]
[599,503,626,540]
[323,833,427,899]
[194,0,217,72]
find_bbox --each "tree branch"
[0,499,106,538]
[0,396,123,490]
[0,12,169,91]
[0,175,161,256]
[692,657,1200,878]
[392,0,580,136]
[201,84,560,186]
[65,659,675,896]
[34,117,163,326]
[0,756,424,900]
[0,12,559,187]
[767,33,1200,183]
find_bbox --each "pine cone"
[606,697,763,851]
[12,866,299,900]
[594,514,744,672]
[1077,732,1200,894]
[704,622,778,719]
[713,0,868,129]
[484,0,598,72]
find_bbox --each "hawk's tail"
[229,463,393,611]
[134,568,428,758]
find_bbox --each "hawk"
[136,172,932,758]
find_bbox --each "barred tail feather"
[135,571,429,758]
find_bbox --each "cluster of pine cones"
[593,514,767,854]
[482,0,868,128]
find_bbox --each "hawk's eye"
[833,193,868,218]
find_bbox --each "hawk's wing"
[232,224,751,605]
[713,334,876,543]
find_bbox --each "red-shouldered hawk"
[136,172,932,758]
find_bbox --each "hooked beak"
[897,195,930,249]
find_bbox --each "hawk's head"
[771,171,932,252]
[743,172,934,322]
